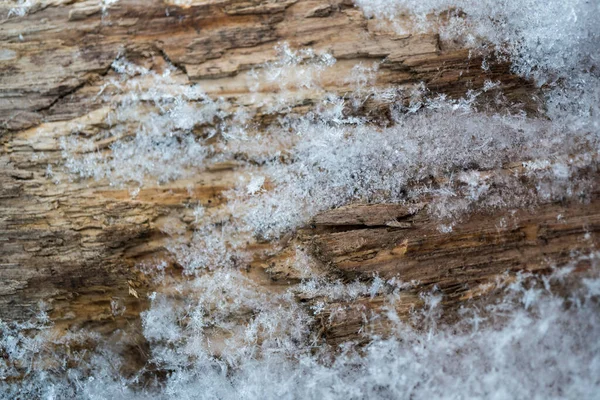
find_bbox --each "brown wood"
[0,0,594,373]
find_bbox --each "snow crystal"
[8,0,600,398]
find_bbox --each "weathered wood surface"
[0,0,595,366]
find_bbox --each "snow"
[3,255,600,399]
[5,0,600,398]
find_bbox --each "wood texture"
[0,0,595,369]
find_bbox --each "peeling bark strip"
[0,0,596,373]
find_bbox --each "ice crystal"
[354,0,600,128]
[8,0,600,398]
[61,58,223,186]
[3,255,599,399]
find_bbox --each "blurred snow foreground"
[2,0,600,398]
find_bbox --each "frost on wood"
[1,0,600,398]
[2,256,600,399]
[354,0,600,128]
[5,0,120,17]
[60,58,218,186]
[60,49,597,238]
